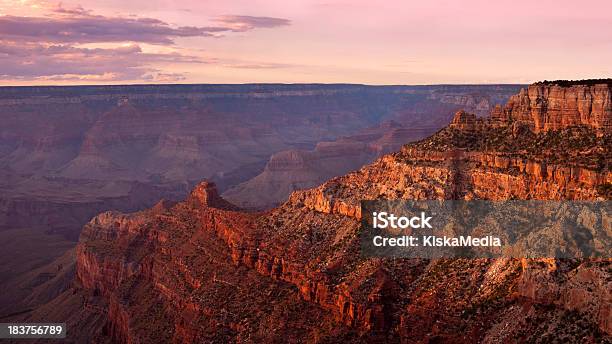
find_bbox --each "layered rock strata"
[491,82,612,133]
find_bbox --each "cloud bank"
[0,42,209,82]
[0,3,291,82]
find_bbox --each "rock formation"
[491,81,612,133]
[449,110,480,131]
[189,181,238,210]
[14,81,610,343]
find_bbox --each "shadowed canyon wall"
[0,84,521,239]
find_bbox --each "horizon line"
[2,78,611,88]
[0,82,531,89]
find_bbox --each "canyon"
[0,84,520,239]
[0,84,521,318]
[10,80,610,343]
[222,120,436,209]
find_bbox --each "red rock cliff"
[491,83,612,133]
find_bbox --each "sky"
[0,0,611,85]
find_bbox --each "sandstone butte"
[22,81,611,343]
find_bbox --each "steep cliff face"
[71,152,609,342]
[491,82,612,133]
[226,83,612,208]
[72,185,361,343]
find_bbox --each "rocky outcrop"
[71,111,610,343]
[73,154,610,342]
[491,83,612,133]
[188,181,238,210]
[74,189,366,343]
[450,110,480,131]
[518,259,612,335]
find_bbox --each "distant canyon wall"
[0,84,521,238]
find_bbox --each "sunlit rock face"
[225,81,612,210]
[491,82,612,133]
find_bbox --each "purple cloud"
[0,42,208,81]
[0,4,291,82]
[0,7,291,45]
[213,15,291,32]
[0,15,221,45]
